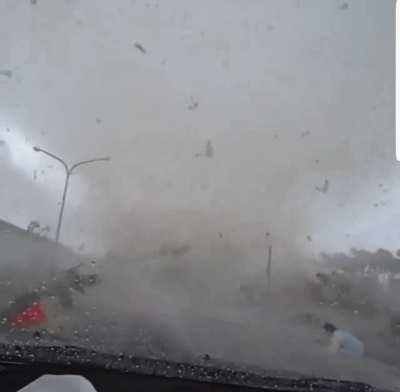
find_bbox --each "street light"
[33,146,110,243]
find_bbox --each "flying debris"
[134,42,147,54]
[187,96,199,111]
[27,220,40,233]
[196,139,214,158]
[0,70,12,78]
[316,179,329,194]
[300,130,311,138]
[205,140,213,157]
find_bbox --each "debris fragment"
[159,242,192,258]
[316,179,329,194]
[30,0,38,4]
[202,354,211,361]
[96,117,102,124]
[195,139,214,158]
[218,232,223,239]
[300,130,311,138]
[134,42,146,54]
[187,96,199,111]
[307,235,312,242]
[33,170,37,180]
[373,203,379,208]
[339,2,349,10]
[205,139,213,157]
[0,70,12,78]
[27,220,40,233]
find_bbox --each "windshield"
[0,0,398,390]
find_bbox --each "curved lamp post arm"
[33,146,69,174]
[70,157,111,174]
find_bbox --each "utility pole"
[33,146,110,242]
[267,245,272,290]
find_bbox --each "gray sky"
[0,0,396,258]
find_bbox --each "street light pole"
[56,169,70,243]
[33,146,110,243]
